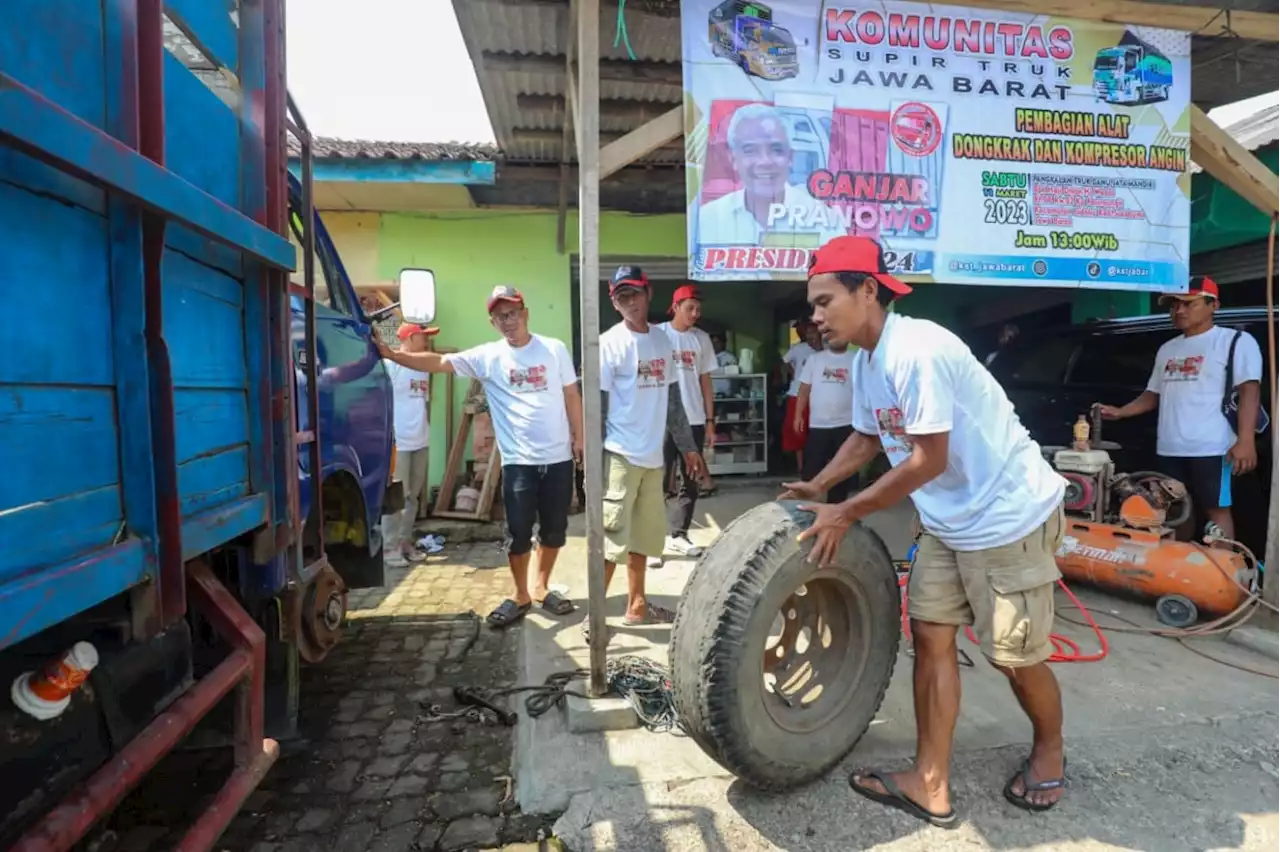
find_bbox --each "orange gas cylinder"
[1055,519,1254,618]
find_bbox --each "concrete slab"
[565,692,639,733]
[1227,625,1280,659]
[513,483,1280,849]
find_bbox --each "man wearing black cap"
[1098,276,1263,540]
[783,236,1069,824]
[596,266,706,630]
[377,285,583,630]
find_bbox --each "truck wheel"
[670,500,900,791]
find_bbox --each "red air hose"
[897,572,1110,664]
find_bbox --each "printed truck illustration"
[1093,30,1173,105]
[709,0,799,81]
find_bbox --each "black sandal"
[486,599,530,629]
[536,590,575,616]
[849,770,959,829]
[1003,758,1068,812]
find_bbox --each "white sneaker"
[385,552,408,569]
[647,553,665,569]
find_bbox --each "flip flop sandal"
[622,603,676,626]
[1003,758,1068,812]
[849,770,959,829]
[486,599,530,629]
[536,590,575,616]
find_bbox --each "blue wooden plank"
[0,179,113,387]
[0,540,148,651]
[0,71,296,271]
[165,0,239,73]
[0,0,107,131]
[163,248,248,389]
[174,389,249,463]
[0,148,106,214]
[178,445,250,517]
[181,493,269,560]
[0,387,121,506]
[290,158,498,185]
[164,51,241,208]
[168,223,245,281]
[0,486,123,582]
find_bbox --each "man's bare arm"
[811,430,881,493]
[379,344,454,374]
[1111,391,1158,418]
[840,431,948,521]
[1236,380,1261,439]
[699,373,715,427]
[563,383,585,448]
[667,387,697,454]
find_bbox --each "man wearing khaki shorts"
[597,266,706,631]
[784,236,1069,827]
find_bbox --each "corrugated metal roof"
[454,0,683,166]
[1190,103,1279,173]
[288,137,499,162]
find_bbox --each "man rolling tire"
[785,236,1069,825]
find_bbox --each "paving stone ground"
[77,540,555,852]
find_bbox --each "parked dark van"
[990,307,1276,556]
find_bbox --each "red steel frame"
[10,1,290,848]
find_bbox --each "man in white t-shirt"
[782,320,824,471]
[783,236,1069,825]
[381,322,438,568]
[709,331,737,397]
[1099,276,1263,541]
[655,284,717,560]
[377,286,584,630]
[596,266,707,633]
[794,341,856,504]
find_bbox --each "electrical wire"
[614,0,638,60]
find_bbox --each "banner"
[682,0,1192,290]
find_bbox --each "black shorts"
[502,461,574,555]
[1158,454,1233,511]
[803,425,856,504]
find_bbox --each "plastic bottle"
[11,642,100,721]
[1072,414,1090,450]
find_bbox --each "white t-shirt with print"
[799,348,855,429]
[785,341,821,397]
[446,334,576,467]
[1146,324,1264,457]
[657,322,716,426]
[852,313,1065,552]
[385,362,431,452]
[600,322,677,469]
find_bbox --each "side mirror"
[399,268,437,325]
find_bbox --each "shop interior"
[571,261,1103,479]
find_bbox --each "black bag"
[1222,329,1270,436]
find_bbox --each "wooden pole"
[1263,216,1278,614]
[577,0,608,697]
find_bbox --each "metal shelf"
[708,372,768,476]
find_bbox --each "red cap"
[397,322,439,340]
[1160,275,1219,303]
[807,236,913,300]
[668,284,701,315]
[486,285,525,313]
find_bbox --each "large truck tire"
[669,500,900,791]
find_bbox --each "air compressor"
[1046,407,1256,625]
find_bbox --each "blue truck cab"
[0,3,396,848]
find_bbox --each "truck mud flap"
[669,500,900,791]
